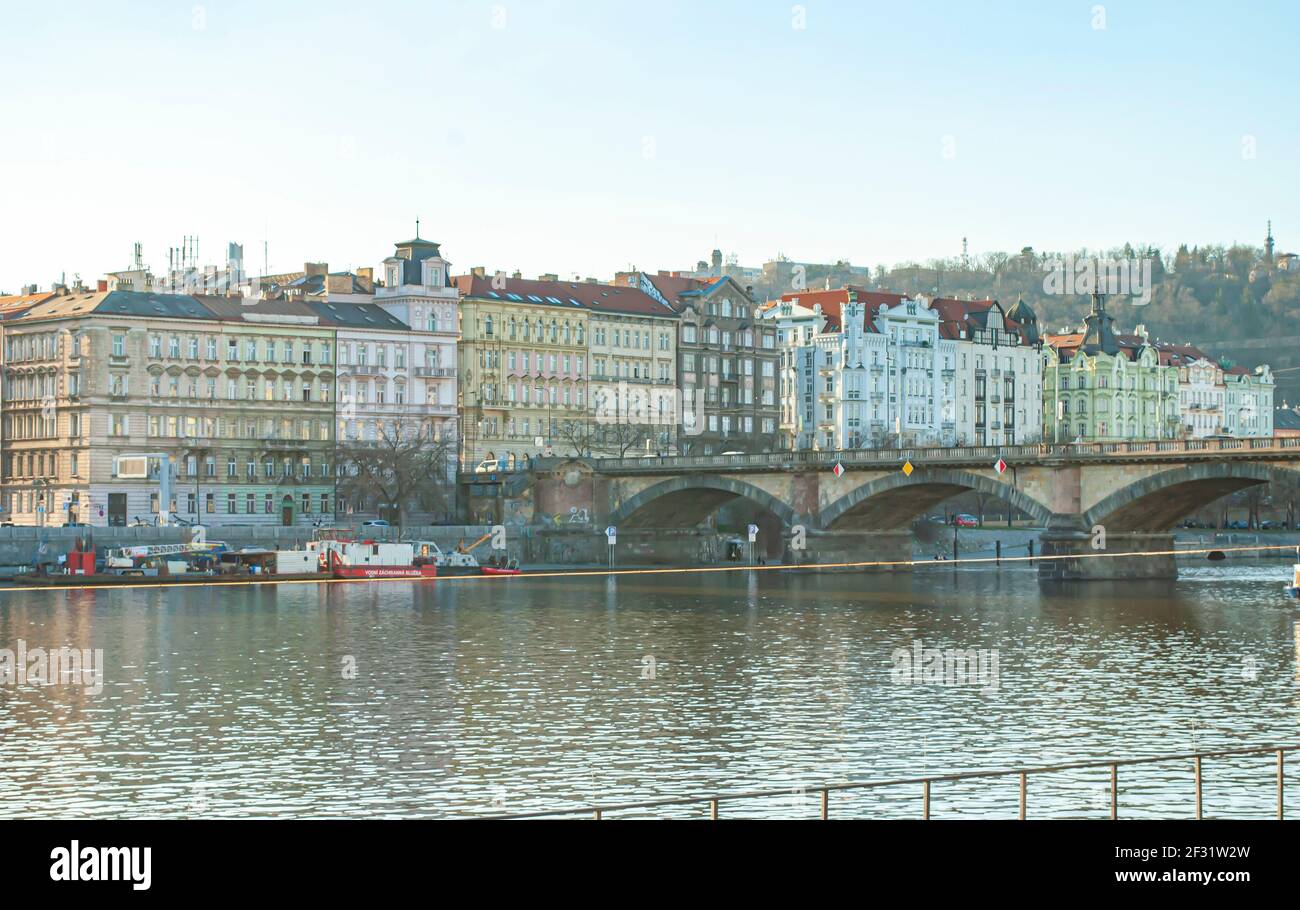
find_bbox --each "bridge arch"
[819,468,1054,531]
[1083,462,1300,532]
[609,475,797,529]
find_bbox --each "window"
[112,335,126,357]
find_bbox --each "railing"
[585,435,1300,472]
[489,743,1298,820]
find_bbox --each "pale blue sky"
[0,0,1295,291]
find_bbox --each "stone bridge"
[470,437,1300,580]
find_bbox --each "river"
[1,561,1297,819]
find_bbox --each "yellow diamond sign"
[902,460,914,476]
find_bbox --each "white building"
[933,296,1044,446]
[760,287,908,449]
[1175,355,1227,438]
[1224,365,1275,437]
[1154,337,1275,439]
[370,236,459,445]
[783,294,956,450]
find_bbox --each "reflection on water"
[1,562,1298,819]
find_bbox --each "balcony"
[414,366,455,378]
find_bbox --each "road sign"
[606,526,617,545]
[833,462,845,478]
[994,457,1008,475]
[747,523,759,543]
[902,460,914,477]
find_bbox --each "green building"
[1042,292,1180,443]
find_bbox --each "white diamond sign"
[994,457,1007,475]
[833,462,845,478]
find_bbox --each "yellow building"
[454,274,591,467]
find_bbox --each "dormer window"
[387,266,400,287]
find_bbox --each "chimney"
[539,273,558,282]
[326,274,352,294]
[304,262,329,277]
[512,270,522,280]
[471,266,487,278]
[356,267,374,293]
[97,279,108,292]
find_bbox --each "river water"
[1,562,1297,819]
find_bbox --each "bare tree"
[336,421,456,525]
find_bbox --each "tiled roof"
[454,274,678,318]
[0,292,55,321]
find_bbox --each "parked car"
[953,514,980,528]
[474,459,504,474]
[60,522,88,528]
[360,519,390,529]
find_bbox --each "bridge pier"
[1038,517,1177,581]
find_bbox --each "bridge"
[463,437,1300,580]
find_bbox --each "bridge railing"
[588,435,1300,472]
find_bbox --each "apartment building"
[584,282,679,456]
[622,273,780,455]
[759,287,907,449]
[453,273,596,466]
[933,296,1044,446]
[0,290,336,528]
[1042,293,1180,443]
[783,294,958,450]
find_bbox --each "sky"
[0,0,1297,292]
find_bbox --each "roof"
[454,274,677,318]
[773,286,907,332]
[1275,409,1300,431]
[0,292,55,321]
[9,290,324,328]
[305,300,410,330]
[199,296,320,322]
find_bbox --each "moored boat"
[410,539,522,576]
[327,541,438,579]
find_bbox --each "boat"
[409,540,522,577]
[480,564,523,576]
[326,540,438,579]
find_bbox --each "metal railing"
[586,435,1300,473]
[488,743,1298,820]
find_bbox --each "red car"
[953,514,979,528]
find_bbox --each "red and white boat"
[326,541,438,579]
